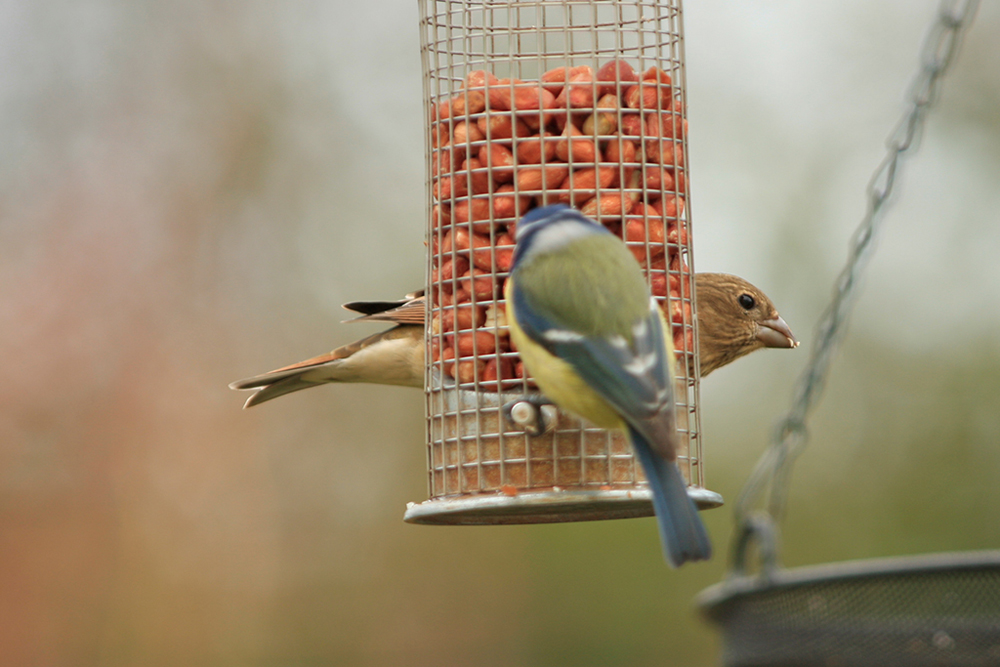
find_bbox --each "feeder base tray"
[404,486,723,525]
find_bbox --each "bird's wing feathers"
[513,287,676,453]
[228,326,418,390]
[342,295,425,325]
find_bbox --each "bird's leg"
[501,395,559,437]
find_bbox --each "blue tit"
[229,293,425,408]
[504,204,711,567]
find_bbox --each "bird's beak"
[758,317,799,349]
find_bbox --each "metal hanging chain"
[730,0,980,574]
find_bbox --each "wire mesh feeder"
[404,0,722,525]
[698,550,1000,667]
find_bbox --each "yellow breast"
[505,282,624,430]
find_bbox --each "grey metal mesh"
[407,0,719,525]
[699,552,1000,667]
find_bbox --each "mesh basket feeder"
[698,524,1000,667]
[403,0,723,526]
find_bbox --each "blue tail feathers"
[629,426,712,567]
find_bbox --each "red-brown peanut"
[580,193,633,221]
[554,67,595,109]
[619,113,644,137]
[452,90,486,116]
[440,346,485,384]
[431,204,451,229]
[434,172,467,200]
[429,61,696,390]
[435,303,485,333]
[515,133,557,164]
[624,203,666,244]
[624,81,671,111]
[596,59,639,96]
[434,100,452,123]
[494,232,515,272]
[457,268,495,300]
[481,357,514,389]
[650,271,669,297]
[477,143,515,182]
[431,149,452,177]
[450,330,498,357]
[453,198,492,223]
[673,328,694,357]
[556,167,618,205]
[433,256,470,291]
[430,122,450,148]
[488,79,557,112]
[667,219,689,248]
[543,65,592,97]
[641,66,672,84]
[645,136,684,166]
[468,231,495,271]
[646,108,685,140]
[605,138,638,184]
[476,114,531,142]
[556,124,600,163]
[581,94,619,136]
[462,158,491,195]
[644,165,678,193]
[493,184,531,219]
[653,194,684,219]
[453,120,485,145]
[466,69,500,89]
[516,165,571,194]
[669,298,692,325]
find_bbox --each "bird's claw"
[502,396,558,437]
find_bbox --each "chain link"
[731,0,980,573]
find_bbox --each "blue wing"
[512,286,677,458]
[512,282,710,566]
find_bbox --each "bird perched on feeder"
[504,204,710,567]
[229,274,796,408]
[695,272,797,376]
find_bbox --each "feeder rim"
[696,549,1000,619]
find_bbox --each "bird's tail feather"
[629,426,712,567]
[239,374,326,409]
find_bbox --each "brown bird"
[229,274,796,407]
[228,293,425,408]
[693,272,798,377]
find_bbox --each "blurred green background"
[2,1,998,665]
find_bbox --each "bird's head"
[512,204,609,267]
[694,273,798,377]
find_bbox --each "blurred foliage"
[1,1,998,666]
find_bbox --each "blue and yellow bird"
[505,204,712,567]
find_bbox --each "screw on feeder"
[502,397,558,437]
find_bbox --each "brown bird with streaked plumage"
[693,272,798,377]
[230,273,797,407]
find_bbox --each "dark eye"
[738,294,755,310]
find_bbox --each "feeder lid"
[698,550,1000,667]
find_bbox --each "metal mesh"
[410,0,713,524]
[700,552,1000,667]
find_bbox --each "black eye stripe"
[738,294,755,310]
